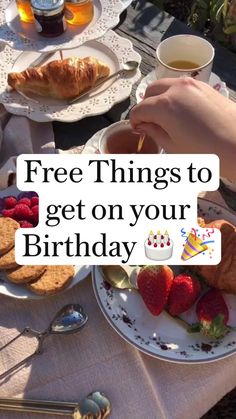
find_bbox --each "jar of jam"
[31,0,67,37]
[65,0,94,26]
[16,0,35,23]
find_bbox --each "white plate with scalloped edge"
[0,31,141,122]
[93,198,236,364]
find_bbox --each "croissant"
[8,56,110,100]
[196,219,236,294]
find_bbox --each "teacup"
[155,35,215,83]
[98,120,160,154]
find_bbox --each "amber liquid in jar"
[65,0,94,26]
[16,0,35,23]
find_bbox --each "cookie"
[0,217,19,255]
[0,247,18,270]
[6,265,47,284]
[28,266,74,295]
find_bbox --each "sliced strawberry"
[193,289,229,339]
[168,274,201,316]
[137,265,174,316]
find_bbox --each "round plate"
[136,70,229,103]
[1,0,123,52]
[92,199,236,364]
[0,185,90,299]
[0,30,141,122]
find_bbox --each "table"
[1,3,236,419]
[53,0,236,150]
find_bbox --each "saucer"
[136,70,229,103]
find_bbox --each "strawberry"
[168,274,201,316]
[12,204,33,221]
[193,289,229,339]
[137,265,174,316]
[4,196,17,209]
[19,220,33,228]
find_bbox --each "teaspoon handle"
[69,69,123,104]
[0,403,75,416]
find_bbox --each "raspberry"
[31,205,39,226]
[18,197,31,207]
[148,240,151,245]
[31,196,39,207]
[19,220,33,228]
[0,198,4,214]
[154,243,157,248]
[161,243,164,248]
[2,208,15,218]
[17,191,38,200]
[13,204,33,221]
[4,196,17,209]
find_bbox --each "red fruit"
[195,289,229,339]
[31,196,39,206]
[18,197,31,207]
[137,265,174,316]
[148,240,151,246]
[161,243,164,248]
[31,205,39,225]
[2,208,15,218]
[4,196,17,209]
[19,220,33,228]
[168,274,201,316]
[13,204,33,221]
[154,243,157,248]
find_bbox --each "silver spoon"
[0,304,88,380]
[0,391,111,418]
[69,60,140,104]
[99,265,141,290]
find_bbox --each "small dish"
[136,70,229,103]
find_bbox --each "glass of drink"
[16,0,35,23]
[99,121,161,154]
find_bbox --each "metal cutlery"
[69,60,139,104]
[0,304,88,380]
[0,391,111,418]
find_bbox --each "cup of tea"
[98,120,161,154]
[155,35,215,83]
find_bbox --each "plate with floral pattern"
[92,198,236,364]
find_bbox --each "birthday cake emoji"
[181,233,208,261]
[144,230,173,261]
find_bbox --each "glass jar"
[65,0,94,26]
[31,0,67,37]
[16,0,34,23]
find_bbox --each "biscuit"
[7,265,47,284]
[0,217,19,255]
[0,247,18,270]
[28,266,74,295]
